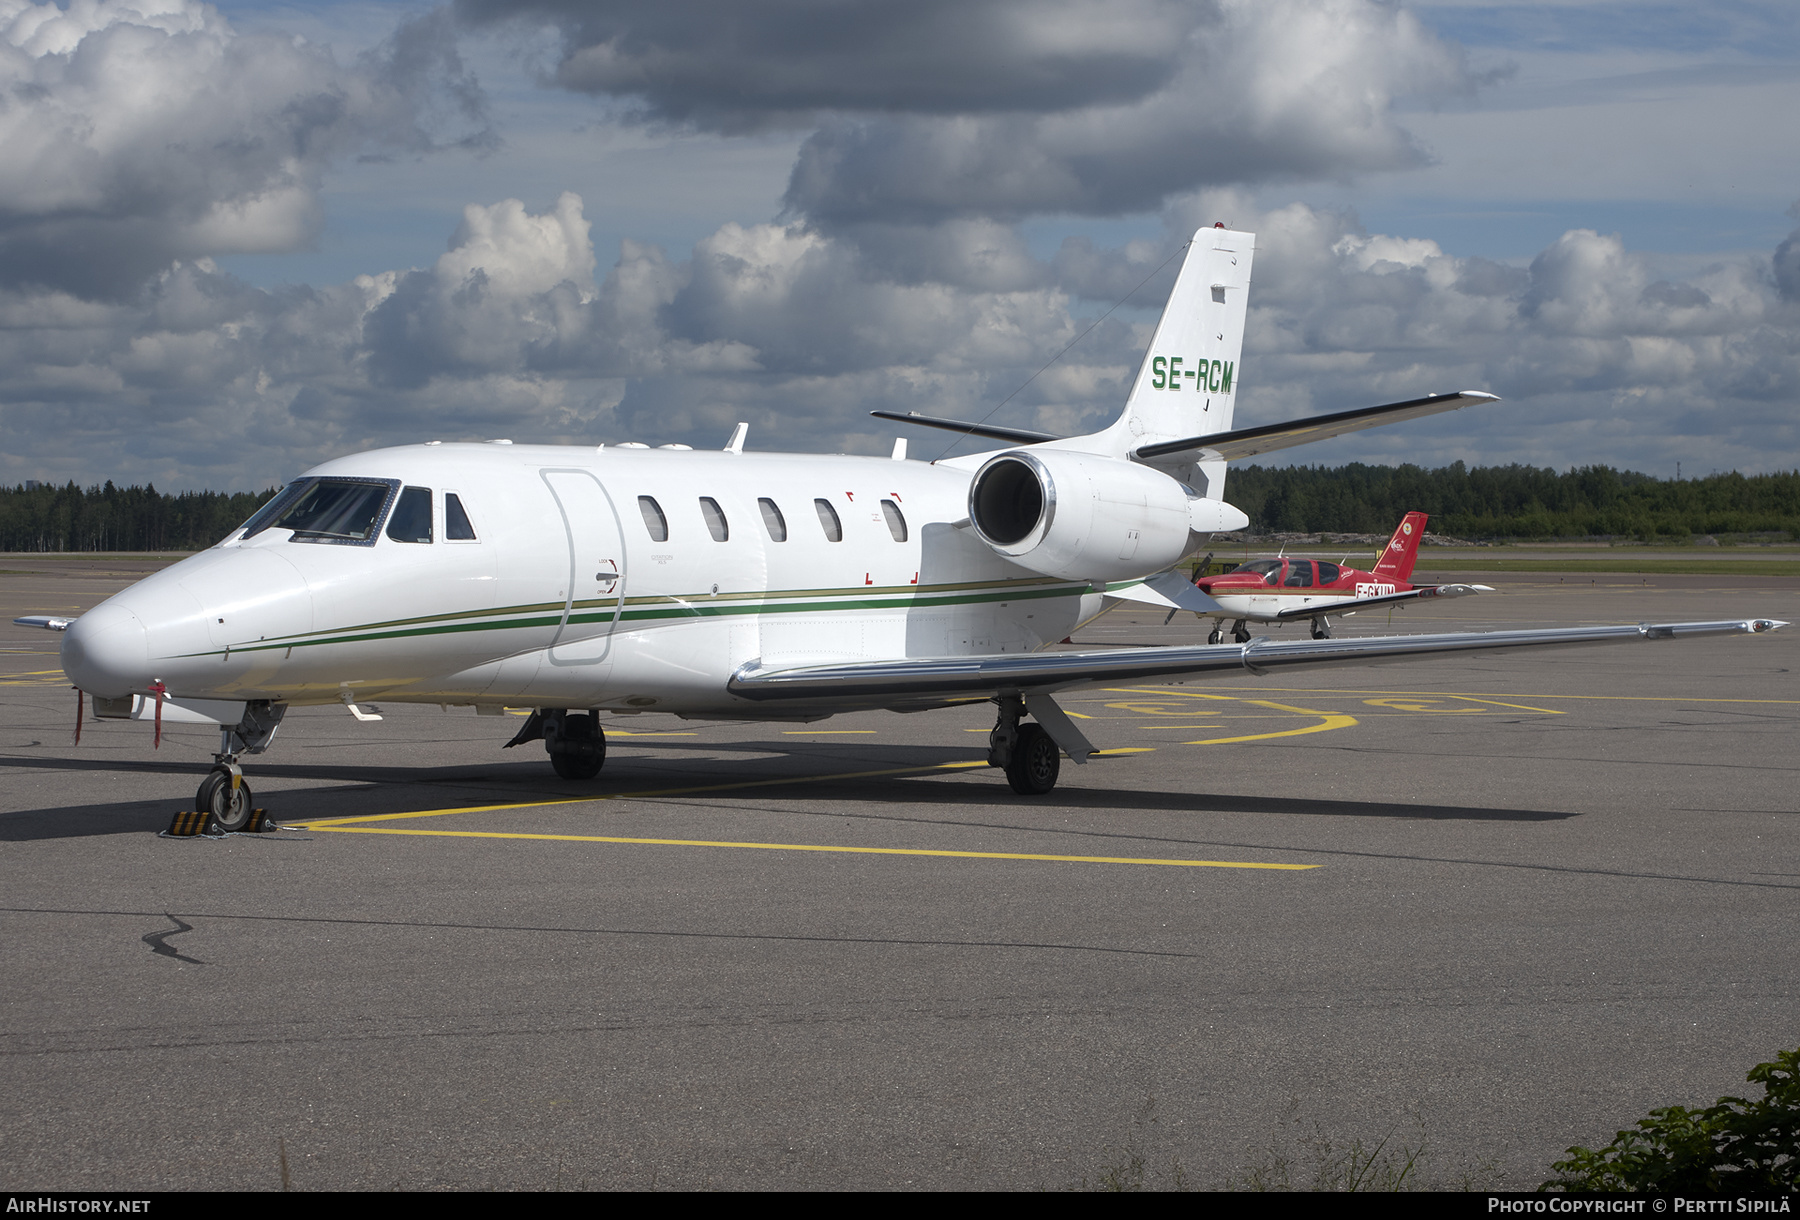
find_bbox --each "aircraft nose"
[62,602,150,698]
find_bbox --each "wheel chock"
[166,810,214,836]
[244,808,279,833]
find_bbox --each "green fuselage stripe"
[190,581,1087,658]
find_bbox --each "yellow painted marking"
[609,731,698,737]
[1101,688,1359,747]
[1224,686,1800,706]
[1362,697,1484,714]
[783,730,876,734]
[301,825,1315,870]
[297,760,997,829]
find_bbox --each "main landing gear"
[988,695,1061,796]
[1311,616,1334,640]
[504,708,607,780]
[195,701,286,832]
[1207,620,1252,644]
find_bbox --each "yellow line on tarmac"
[1223,686,1800,706]
[301,824,1315,870]
[296,760,998,828]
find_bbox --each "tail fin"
[1056,225,1254,499]
[1371,512,1428,581]
[1111,225,1254,446]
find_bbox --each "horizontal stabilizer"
[1107,572,1226,614]
[1272,583,1494,619]
[869,410,1061,446]
[13,615,74,631]
[1133,391,1499,463]
[730,619,1784,709]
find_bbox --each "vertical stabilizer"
[1051,225,1254,498]
[1372,512,1428,582]
[1113,226,1254,447]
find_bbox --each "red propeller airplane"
[1190,512,1492,643]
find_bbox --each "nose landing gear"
[196,701,286,832]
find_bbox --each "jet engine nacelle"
[967,450,1247,582]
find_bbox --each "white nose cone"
[62,602,149,698]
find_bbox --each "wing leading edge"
[729,619,1785,711]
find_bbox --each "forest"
[1,463,1795,551]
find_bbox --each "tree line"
[0,481,276,552]
[1,463,1796,551]
[1225,462,1800,540]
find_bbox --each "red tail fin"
[1372,512,1427,581]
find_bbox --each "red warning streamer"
[148,680,166,750]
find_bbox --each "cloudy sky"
[2,0,1797,491]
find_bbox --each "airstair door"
[541,469,627,669]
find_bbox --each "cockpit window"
[1317,562,1341,585]
[386,486,433,544]
[1283,561,1314,588]
[262,478,397,545]
[445,493,477,541]
[1237,558,1282,586]
[238,482,307,539]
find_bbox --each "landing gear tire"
[1232,621,1252,644]
[549,713,606,780]
[1004,724,1061,796]
[1311,618,1333,640]
[196,769,253,832]
[1207,626,1225,645]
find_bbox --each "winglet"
[724,422,748,454]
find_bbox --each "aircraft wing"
[1271,583,1494,619]
[13,615,74,631]
[1133,391,1498,462]
[729,619,1784,710]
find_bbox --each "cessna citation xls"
[20,225,1786,826]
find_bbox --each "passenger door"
[540,469,627,668]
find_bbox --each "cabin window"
[880,499,907,542]
[758,498,787,542]
[262,478,397,546]
[445,493,477,541]
[386,486,433,544]
[638,496,668,542]
[1283,560,1315,588]
[1316,561,1341,584]
[814,498,842,542]
[699,497,729,542]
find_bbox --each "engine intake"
[968,450,1241,582]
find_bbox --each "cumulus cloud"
[3,191,1797,493]
[0,0,489,298]
[463,0,1467,224]
[456,0,1195,130]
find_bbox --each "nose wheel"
[196,766,254,832]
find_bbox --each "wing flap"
[729,619,1785,708]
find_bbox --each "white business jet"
[18,225,1785,827]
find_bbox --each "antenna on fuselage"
[725,422,748,454]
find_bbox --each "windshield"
[261,478,398,545]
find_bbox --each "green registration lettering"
[1219,361,1234,393]
[1207,360,1220,392]
[1151,356,1166,389]
[1168,356,1183,390]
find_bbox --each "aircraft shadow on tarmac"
[0,746,1576,841]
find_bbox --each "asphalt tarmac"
[2,556,1797,1190]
